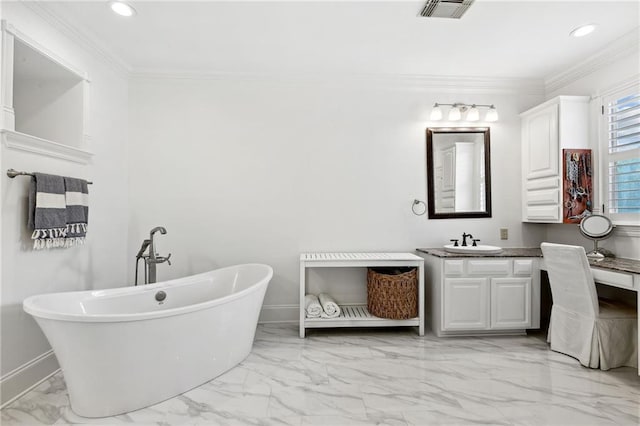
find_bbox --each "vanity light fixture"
[109,1,137,17]
[466,105,480,122]
[448,105,462,121]
[430,103,443,120]
[430,103,499,122]
[485,105,498,122]
[570,23,597,38]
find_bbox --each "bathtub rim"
[23,263,273,323]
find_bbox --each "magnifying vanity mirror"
[426,127,491,219]
[579,214,615,260]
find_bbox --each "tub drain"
[155,291,167,302]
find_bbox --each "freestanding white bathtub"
[23,263,273,418]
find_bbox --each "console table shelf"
[299,252,424,338]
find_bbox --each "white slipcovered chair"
[541,242,637,370]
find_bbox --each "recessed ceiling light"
[109,1,136,17]
[570,23,597,38]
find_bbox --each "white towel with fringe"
[319,293,341,319]
[305,294,322,318]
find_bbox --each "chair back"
[541,242,598,317]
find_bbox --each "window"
[602,85,640,225]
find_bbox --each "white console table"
[299,252,425,338]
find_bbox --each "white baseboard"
[0,350,59,408]
[259,304,299,323]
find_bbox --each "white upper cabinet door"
[522,103,559,181]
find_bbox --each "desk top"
[417,247,640,275]
[590,257,640,275]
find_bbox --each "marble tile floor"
[2,324,639,426]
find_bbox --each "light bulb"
[109,1,136,17]
[448,106,461,121]
[430,104,443,120]
[485,105,498,122]
[466,105,479,121]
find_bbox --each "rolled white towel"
[318,293,341,319]
[305,294,322,318]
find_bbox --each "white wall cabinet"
[520,96,589,223]
[423,254,540,337]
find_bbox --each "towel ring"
[412,199,426,216]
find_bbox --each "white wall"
[542,47,640,259]
[128,76,545,320]
[0,3,129,405]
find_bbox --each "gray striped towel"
[28,174,90,250]
[63,176,89,247]
[29,173,67,249]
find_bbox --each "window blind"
[604,89,640,219]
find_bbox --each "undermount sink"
[443,244,503,254]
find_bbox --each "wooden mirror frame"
[426,127,492,219]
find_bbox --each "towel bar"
[6,169,93,184]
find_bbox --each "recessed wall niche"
[1,21,91,162]
[13,39,84,147]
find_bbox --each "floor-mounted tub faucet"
[148,227,171,284]
[135,227,171,285]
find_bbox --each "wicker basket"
[367,267,418,319]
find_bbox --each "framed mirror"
[426,127,491,219]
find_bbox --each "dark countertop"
[589,257,640,275]
[416,248,542,258]
[417,248,640,275]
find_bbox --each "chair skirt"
[548,304,637,370]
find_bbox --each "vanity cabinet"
[422,252,540,337]
[520,96,589,223]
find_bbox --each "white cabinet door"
[491,277,532,329]
[522,102,560,222]
[522,103,558,181]
[443,278,489,330]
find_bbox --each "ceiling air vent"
[419,0,475,19]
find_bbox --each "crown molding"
[544,28,640,95]
[16,0,545,95]
[19,1,131,78]
[131,70,544,95]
